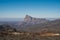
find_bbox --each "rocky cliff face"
[24,15,49,24]
[24,15,32,22]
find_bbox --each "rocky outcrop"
[24,15,49,24]
[24,15,32,22]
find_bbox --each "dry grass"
[0,32,60,40]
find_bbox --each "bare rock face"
[24,15,32,22]
[24,15,49,24]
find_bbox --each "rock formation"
[24,15,49,24]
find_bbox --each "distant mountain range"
[0,15,60,33]
[0,18,23,21]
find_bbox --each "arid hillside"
[22,19,60,33]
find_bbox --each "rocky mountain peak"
[24,15,32,22]
[24,15,49,24]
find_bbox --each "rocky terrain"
[0,24,60,40]
[22,19,60,33]
[24,15,49,24]
[0,15,60,40]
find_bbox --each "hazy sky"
[0,0,60,18]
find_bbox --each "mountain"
[0,15,60,40]
[22,19,60,33]
[3,15,49,31]
[0,15,60,33]
[24,15,32,22]
[14,15,50,30]
[24,15,49,24]
[0,19,60,40]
